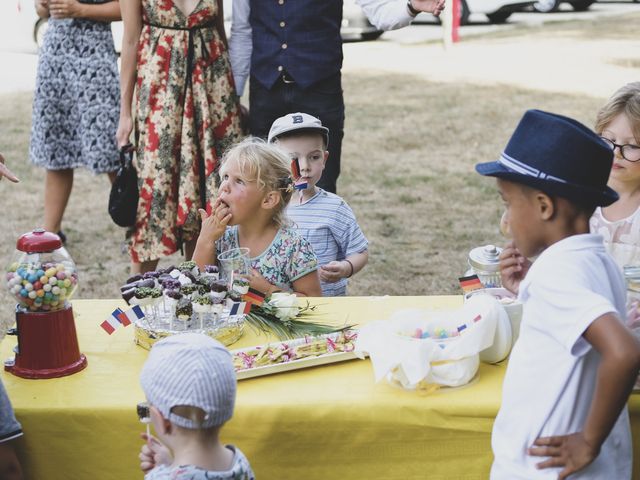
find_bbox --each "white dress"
[590,206,640,268]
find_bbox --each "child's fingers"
[499,255,522,271]
[198,208,208,221]
[0,163,19,183]
[220,212,232,226]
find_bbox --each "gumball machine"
[4,229,86,379]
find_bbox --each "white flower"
[268,293,300,322]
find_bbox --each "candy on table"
[203,264,219,280]
[175,297,193,320]
[232,277,250,296]
[178,273,193,286]
[210,280,228,300]
[6,261,78,312]
[136,401,151,437]
[178,260,200,276]
[179,284,199,297]
[192,294,214,313]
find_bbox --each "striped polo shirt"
[287,188,368,296]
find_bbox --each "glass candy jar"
[467,244,503,288]
[6,229,78,312]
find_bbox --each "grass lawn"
[0,12,635,315]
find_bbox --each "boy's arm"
[319,250,368,283]
[529,312,640,479]
[0,442,23,480]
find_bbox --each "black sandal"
[57,230,67,245]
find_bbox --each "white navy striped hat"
[267,112,330,147]
[140,333,236,429]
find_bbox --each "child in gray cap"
[138,333,254,480]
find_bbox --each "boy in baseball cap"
[477,109,640,479]
[138,333,254,479]
[269,112,369,296]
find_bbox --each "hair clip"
[278,175,294,192]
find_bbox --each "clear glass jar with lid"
[467,244,503,288]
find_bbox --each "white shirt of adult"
[229,0,416,96]
[491,234,632,479]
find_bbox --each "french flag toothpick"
[291,157,301,179]
[100,306,145,335]
[100,308,124,335]
[117,305,145,326]
[227,299,251,316]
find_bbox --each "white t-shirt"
[491,234,632,480]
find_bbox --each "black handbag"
[108,144,139,228]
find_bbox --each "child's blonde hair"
[595,82,640,142]
[219,137,293,227]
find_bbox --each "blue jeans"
[249,72,345,194]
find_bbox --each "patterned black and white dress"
[30,0,120,174]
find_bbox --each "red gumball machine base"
[4,305,87,379]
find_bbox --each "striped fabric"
[287,189,368,296]
[140,334,236,429]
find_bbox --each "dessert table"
[2,296,640,480]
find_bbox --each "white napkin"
[355,295,501,389]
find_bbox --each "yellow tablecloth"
[2,296,640,480]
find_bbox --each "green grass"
[0,12,628,321]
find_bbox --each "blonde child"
[138,333,254,479]
[268,113,368,296]
[590,82,640,268]
[479,110,640,479]
[192,138,322,297]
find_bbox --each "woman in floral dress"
[117,0,242,273]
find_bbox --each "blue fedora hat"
[476,109,618,207]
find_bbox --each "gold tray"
[233,331,358,380]
[133,317,245,350]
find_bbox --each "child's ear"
[323,151,329,166]
[262,191,281,210]
[150,406,172,435]
[537,192,555,221]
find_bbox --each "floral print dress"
[30,0,120,173]
[216,225,318,292]
[129,0,242,263]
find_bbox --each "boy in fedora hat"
[137,333,254,479]
[476,109,640,479]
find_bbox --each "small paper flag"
[458,274,483,293]
[227,301,251,316]
[100,308,124,335]
[291,157,301,179]
[294,180,308,191]
[243,287,266,307]
[117,305,145,326]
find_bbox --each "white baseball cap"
[140,333,236,429]
[267,112,330,147]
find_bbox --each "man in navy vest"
[229,0,444,194]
